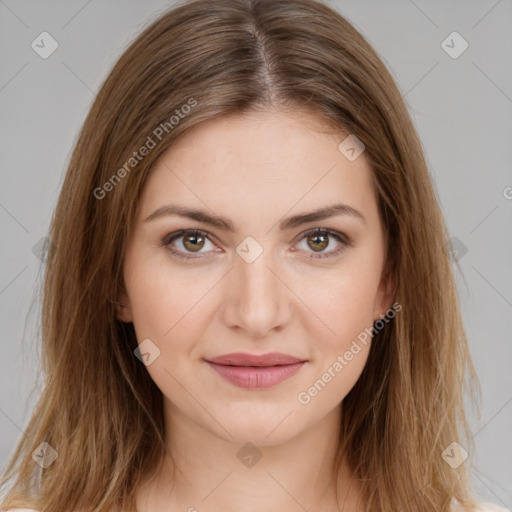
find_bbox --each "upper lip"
[205,352,306,366]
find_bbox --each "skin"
[118,108,394,512]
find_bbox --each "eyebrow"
[144,202,366,231]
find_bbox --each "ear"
[373,265,396,322]
[115,288,133,323]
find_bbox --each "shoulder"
[453,501,510,512]
[3,502,509,512]
[1,509,40,512]
[474,503,510,512]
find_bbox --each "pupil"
[184,234,204,252]
[309,234,328,252]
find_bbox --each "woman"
[0,0,507,511]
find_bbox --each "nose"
[220,248,293,338]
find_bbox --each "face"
[118,108,394,447]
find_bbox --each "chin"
[211,405,304,447]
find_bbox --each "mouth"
[204,352,307,389]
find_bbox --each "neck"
[135,399,362,512]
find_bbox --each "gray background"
[1,0,511,507]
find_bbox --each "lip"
[206,352,305,366]
[204,352,307,389]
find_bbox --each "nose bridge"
[223,242,291,335]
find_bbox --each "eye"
[292,228,351,259]
[162,229,218,260]
[161,228,351,261]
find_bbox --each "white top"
[2,502,510,512]
[453,501,510,512]
[470,503,510,512]
[482,503,510,511]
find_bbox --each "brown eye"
[294,228,351,259]
[162,228,350,262]
[162,229,217,260]
[182,232,205,252]
[306,233,329,252]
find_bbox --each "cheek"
[294,257,382,346]
[296,324,372,413]
[126,256,217,344]
[128,273,173,339]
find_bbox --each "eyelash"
[160,228,351,261]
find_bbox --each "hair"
[0,0,483,511]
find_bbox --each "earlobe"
[116,302,133,323]
[374,269,396,322]
[115,291,133,323]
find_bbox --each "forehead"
[139,108,377,225]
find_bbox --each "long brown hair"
[0,0,482,510]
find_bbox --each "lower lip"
[206,361,305,389]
